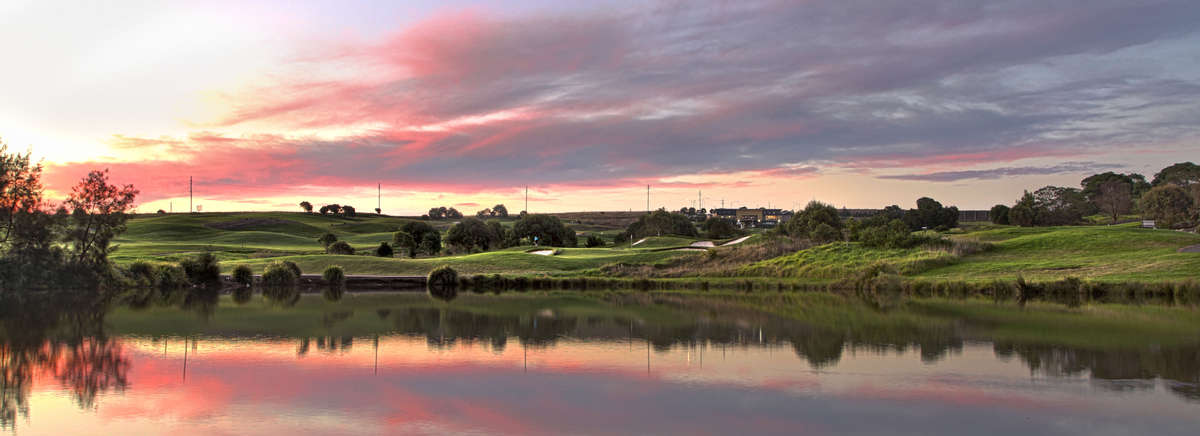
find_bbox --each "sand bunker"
[721,236,753,246]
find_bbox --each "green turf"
[741,242,958,278]
[916,223,1200,282]
[113,212,1199,283]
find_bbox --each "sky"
[2,0,1199,215]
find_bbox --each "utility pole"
[646,185,650,212]
[189,177,193,213]
[525,186,529,213]
[698,190,702,210]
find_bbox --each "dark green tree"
[990,204,1010,225]
[419,232,442,255]
[783,201,842,240]
[1152,162,1200,187]
[392,231,417,258]
[1140,184,1193,228]
[446,217,500,252]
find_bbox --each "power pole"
[698,190,702,210]
[189,176,193,213]
[646,185,650,212]
[525,186,529,213]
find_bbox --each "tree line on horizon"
[990,162,1200,229]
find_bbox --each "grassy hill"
[115,212,695,276]
[916,223,1200,282]
[115,213,1198,283]
[741,223,1199,283]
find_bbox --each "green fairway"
[115,212,693,276]
[113,212,1199,283]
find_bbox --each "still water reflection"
[1,290,1198,435]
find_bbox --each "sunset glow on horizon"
[4,0,1199,214]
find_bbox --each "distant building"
[710,207,791,228]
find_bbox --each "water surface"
[2,291,1197,435]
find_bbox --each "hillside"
[115,212,697,276]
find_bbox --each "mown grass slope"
[917,223,1200,282]
[737,223,1198,283]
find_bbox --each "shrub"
[585,234,606,248]
[262,261,298,288]
[318,233,338,248]
[282,260,302,278]
[703,217,739,239]
[858,219,915,248]
[127,261,156,286]
[849,263,902,310]
[323,265,346,287]
[470,274,489,293]
[180,253,221,286]
[809,223,841,243]
[427,265,458,301]
[375,242,394,257]
[327,241,355,255]
[154,264,188,290]
[232,265,253,287]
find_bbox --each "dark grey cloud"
[123,0,1200,191]
[878,162,1124,182]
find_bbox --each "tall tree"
[492,204,508,218]
[1140,184,1193,228]
[445,217,500,252]
[1032,186,1090,225]
[1094,180,1132,223]
[1009,191,1038,227]
[299,201,313,213]
[0,143,45,248]
[989,205,1010,225]
[65,170,138,267]
[1152,162,1200,187]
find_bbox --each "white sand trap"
[529,249,555,256]
[690,241,715,247]
[672,247,709,251]
[721,236,753,246]
[631,238,649,246]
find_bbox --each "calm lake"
[2,290,1198,435]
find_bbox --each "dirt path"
[721,236,753,246]
[1179,244,1200,253]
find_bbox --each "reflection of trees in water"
[358,299,1200,401]
[368,304,961,371]
[995,342,1200,401]
[0,292,130,430]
